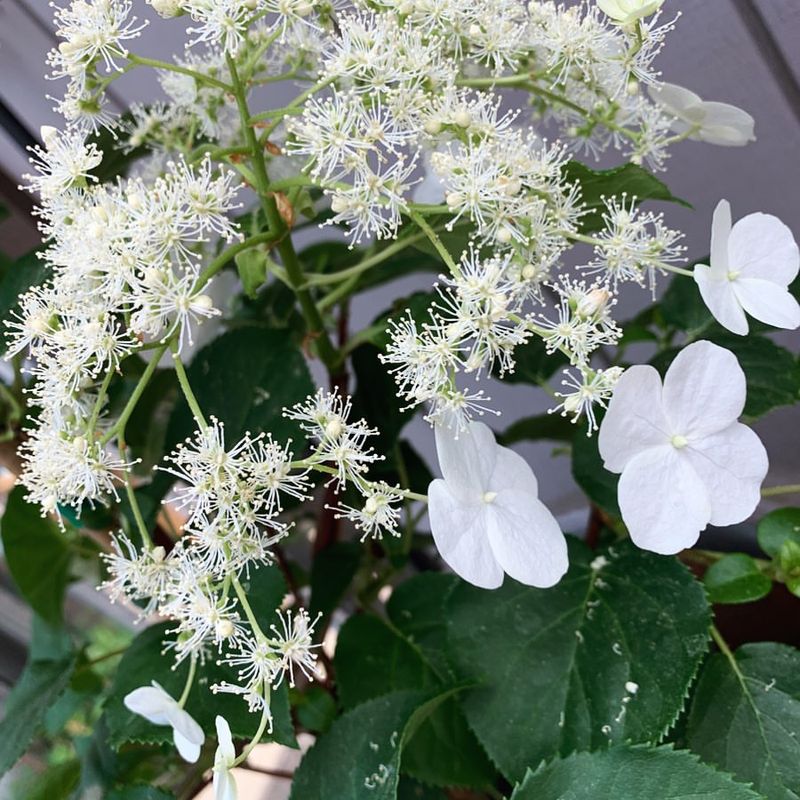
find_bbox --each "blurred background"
[0,1,798,795]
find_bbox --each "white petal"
[618,446,711,555]
[434,420,497,499]
[167,706,205,763]
[650,82,702,116]
[213,768,238,800]
[733,278,800,330]
[486,446,568,587]
[728,213,800,284]
[662,340,745,438]
[123,684,173,727]
[696,102,755,146]
[710,199,732,276]
[428,479,503,589]
[684,422,768,527]
[215,715,236,763]
[598,365,670,473]
[694,265,749,335]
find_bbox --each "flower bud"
[324,417,344,439]
[147,0,183,17]
[193,294,214,312]
[453,109,472,129]
[446,191,464,208]
[576,287,611,318]
[424,118,442,135]
[216,619,235,639]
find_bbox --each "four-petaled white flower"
[650,83,755,146]
[597,0,664,25]
[428,421,568,590]
[213,716,238,800]
[694,199,800,335]
[124,681,205,762]
[598,341,768,555]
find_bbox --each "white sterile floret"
[124,681,204,762]
[598,340,768,555]
[597,0,664,25]
[428,420,568,589]
[650,83,756,147]
[694,200,800,335]
[213,716,238,800]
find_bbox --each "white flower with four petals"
[694,199,800,335]
[598,341,768,555]
[428,420,569,589]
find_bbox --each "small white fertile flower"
[428,421,568,590]
[213,716,238,800]
[124,681,204,762]
[598,340,768,555]
[597,0,664,25]
[650,83,755,146]
[694,200,800,335]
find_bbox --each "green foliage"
[499,412,575,446]
[293,684,337,735]
[498,336,568,386]
[235,247,271,298]
[445,540,710,782]
[1,486,72,624]
[309,540,362,625]
[106,787,177,800]
[571,423,620,515]
[289,689,456,800]
[0,624,76,774]
[704,554,772,604]
[758,508,800,558]
[687,642,800,800]
[563,161,690,233]
[9,761,81,800]
[167,326,314,445]
[511,745,761,800]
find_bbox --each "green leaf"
[397,778,447,799]
[387,573,457,680]
[167,326,314,446]
[510,745,761,800]
[335,615,437,709]
[410,220,474,264]
[498,336,568,386]
[10,761,81,800]
[758,508,800,558]
[704,554,772,604]
[687,642,800,800]
[0,249,50,355]
[0,642,76,774]
[293,684,337,734]
[659,270,713,335]
[1,486,72,624]
[571,423,620,515]
[123,367,179,472]
[499,412,575,446]
[778,540,800,597]
[107,787,176,800]
[365,291,437,351]
[445,540,710,782]
[235,247,270,298]
[563,162,690,234]
[309,540,362,625]
[289,689,455,800]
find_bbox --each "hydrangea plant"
[0,0,799,798]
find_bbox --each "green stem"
[232,576,265,637]
[171,346,207,428]
[127,53,233,92]
[406,209,460,277]
[87,367,115,435]
[178,655,197,708]
[761,484,800,497]
[196,231,278,289]
[233,684,272,766]
[121,459,152,548]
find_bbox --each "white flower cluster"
[12,125,240,518]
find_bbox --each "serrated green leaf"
[687,642,800,800]
[571,423,620,516]
[704,554,772,604]
[1,486,72,624]
[445,540,710,782]
[289,689,455,800]
[309,540,362,625]
[0,644,75,774]
[166,326,314,447]
[511,745,761,800]
[293,684,337,734]
[563,161,690,234]
[499,412,575,446]
[758,508,800,558]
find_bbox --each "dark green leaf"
[107,787,177,800]
[123,368,179,472]
[563,162,690,234]
[235,248,269,298]
[758,508,800,558]
[335,615,436,710]
[1,486,72,624]
[370,439,433,498]
[365,292,437,351]
[397,778,447,799]
[289,689,455,800]
[167,326,314,446]
[511,745,760,800]
[445,540,710,782]
[293,684,337,734]
[704,554,772,604]
[0,249,49,355]
[499,412,575,446]
[0,645,75,774]
[571,423,620,515]
[9,760,80,800]
[660,271,713,335]
[687,642,800,800]
[498,336,568,386]
[309,540,362,625]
